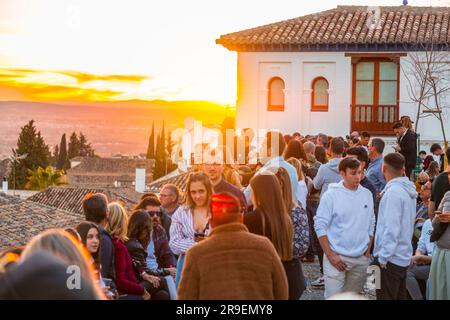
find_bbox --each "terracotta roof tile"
[0,193,83,250]
[27,186,141,215]
[147,172,189,194]
[217,5,450,51]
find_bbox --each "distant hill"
[0,100,235,158]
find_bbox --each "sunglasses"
[147,211,162,218]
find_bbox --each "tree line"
[9,120,95,190]
[146,121,177,180]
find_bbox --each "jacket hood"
[327,158,341,174]
[384,177,418,199]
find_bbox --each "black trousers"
[140,277,170,300]
[283,258,306,300]
[373,258,408,300]
[307,198,324,274]
[305,198,318,259]
[406,166,414,180]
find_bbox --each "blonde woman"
[20,228,105,299]
[286,157,308,210]
[169,172,212,287]
[107,202,151,300]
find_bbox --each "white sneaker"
[310,275,325,287]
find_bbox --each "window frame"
[351,57,400,135]
[311,76,329,112]
[267,77,285,111]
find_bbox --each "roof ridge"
[1,192,78,217]
[217,5,450,50]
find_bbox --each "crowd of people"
[1,118,450,300]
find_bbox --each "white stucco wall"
[236,51,449,144]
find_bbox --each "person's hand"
[144,274,161,288]
[380,263,387,269]
[411,255,421,266]
[194,235,206,242]
[166,267,176,277]
[393,145,401,152]
[142,289,151,300]
[437,213,450,223]
[327,252,347,272]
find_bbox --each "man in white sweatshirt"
[314,157,375,298]
[373,153,418,300]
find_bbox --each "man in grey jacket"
[313,138,344,198]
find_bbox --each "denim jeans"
[175,254,185,288]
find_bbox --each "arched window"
[268,77,285,111]
[311,77,329,112]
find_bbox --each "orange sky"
[0,0,446,105]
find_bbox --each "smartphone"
[103,278,112,287]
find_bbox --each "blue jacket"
[374,177,418,267]
[244,156,298,205]
[99,226,115,281]
[313,158,342,198]
[367,156,387,193]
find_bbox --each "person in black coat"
[125,210,170,300]
[393,122,417,179]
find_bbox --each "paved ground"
[300,259,376,300]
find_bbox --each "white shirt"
[296,180,308,210]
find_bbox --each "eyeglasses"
[148,211,161,218]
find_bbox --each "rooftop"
[0,193,83,250]
[217,5,450,51]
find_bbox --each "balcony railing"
[351,104,398,135]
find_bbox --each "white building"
[217,5,450,148]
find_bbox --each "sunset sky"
[0,0,447,105]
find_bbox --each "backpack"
[291,204,310,258]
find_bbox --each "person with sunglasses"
[134,195,172,240]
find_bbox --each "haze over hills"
[0,100,234,159]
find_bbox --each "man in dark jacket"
[202,147,247,213]
[393,122,417,179]
[82,193,115,282]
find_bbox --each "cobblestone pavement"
[300,259,376,300]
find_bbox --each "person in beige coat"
[177,192,288,300]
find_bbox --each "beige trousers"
[323,254,371,299]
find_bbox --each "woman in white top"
[169,172,212,287]
[286,157,308,210]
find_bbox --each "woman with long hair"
[284,140,308,163]
[169,172,213,287]
[274,167,308,299]
[244,172,303,299]
[125,210,170,300]
[286,157,308,210]
[106,202,151,300]
[315,146,328,164]
[20,228,105,299]
[427,161,441,183]
[76,222,101,274]
[76,222,118,300]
